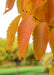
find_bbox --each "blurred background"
[0,37,53,75]
[0,0,53,75]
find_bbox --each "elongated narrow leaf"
[16,0,21,13]
[21,0,24,11]
[25,0,32,14]
[49,65,54,75]
[6,15,21,52]
[17,0,24,13]
[49,28,54,60]
[33,22,49,60]
[18,15,35,60]
[4,0,15,14]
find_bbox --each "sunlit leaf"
[4,0,15,14]
[49,65,54,75]
[23,44,28,60]
[33,0,54,24]
[47,0,54,24]
[49,28,54,60]
[6,15,21,52]
[33,0,47,22]
[31,0,42,10]
[18,15,35,60]
[33,22,49,60]
[16,0,21,13]
[26,0,42,15]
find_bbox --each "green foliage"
[0,38,7,51]
[0,38,42,66]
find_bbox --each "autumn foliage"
[4,0,54,64]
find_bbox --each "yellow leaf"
[33,22,49,60]
[49,65,54,75]
[26,0,32,14]
[49,28,54,60]
[26,0,42,15]
[6,15,21,52]
[16,0,21,13]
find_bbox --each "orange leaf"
[47,0,54,23]
[23,43,28,60]
[33,22,49,61]
[6,15,21,53]
[4,0,15,14]
[21,0,29,11]
[33,0,47,22]
[21,0,24,11]
[18,15,35,60]
[33,0,54,24]
[31,0,42,10]
[49,28,54,60]
[49,65,54,75]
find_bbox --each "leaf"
[33,0,54,24]
[6,15,21,52]
[4,0,15,14]
[33,0,47,22]
[23,44,28,60]
[47,0,54,23]
[49,28,54,60]
[49,65,54,75]
[18,15,35,60]
[26,0,42,15]
[16,0,24,13]
[26,0,32,14]
[33,22,49,61]
[31,0,42,10]
[16,0,29,13]
[16,0,21,13]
